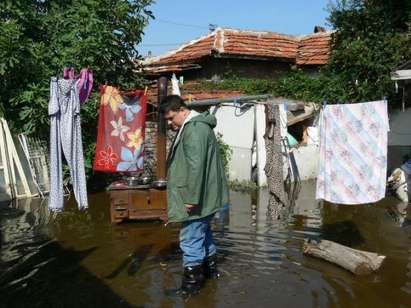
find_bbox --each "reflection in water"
[0,183,411,307]
[0,198,51,266]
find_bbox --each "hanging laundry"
[93,85,147,173]
[316,100,389,204]
[63,67,93,104]
[171,73,181,96]
[48,77,89,210]
[264,104,288,219]
[77,68,93,104]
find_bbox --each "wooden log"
[303,239,386,275]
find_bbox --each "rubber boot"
[179,264,204,297]
[203,254,220,279]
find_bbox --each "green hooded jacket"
[166,111,229,223]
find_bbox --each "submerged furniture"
[108,182,167,223]
[108,77,169,223]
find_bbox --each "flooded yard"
[1,181,411,307]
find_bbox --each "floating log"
[303,239,386,275]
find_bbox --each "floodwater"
[1,181,411,308]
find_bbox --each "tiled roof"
[221,30,299,60]
[297,32,333,65]
[143,28,333,73]
[143,32,216,66]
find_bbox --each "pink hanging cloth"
[77,68,93,105]
[63,67,93,104]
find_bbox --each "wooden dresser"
[108,184,167,223]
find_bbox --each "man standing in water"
[161,95,229,296]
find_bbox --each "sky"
[138,0,332,57]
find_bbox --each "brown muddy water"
[1,180,411,308]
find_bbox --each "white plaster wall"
[286,145,319,181]
[212,105,255,181]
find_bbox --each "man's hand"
[185,204,195,212]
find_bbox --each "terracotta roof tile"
[144,33,215,66]
[143,28,333,73]
[296,32,333,65]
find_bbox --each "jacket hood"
[188,111,217,128]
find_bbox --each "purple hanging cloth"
[77,68,93,105]
[62,67,93,104]
[63,67,75,79]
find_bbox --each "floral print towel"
[316,100,389,204]
[93,85,147,173]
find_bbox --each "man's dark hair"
[159,95,188,113]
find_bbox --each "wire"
[155,18,209,30]
[140,43,184,47]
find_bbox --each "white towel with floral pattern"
[316,100,389,204]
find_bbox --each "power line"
[140,43,184,47]
[155,18,209,30]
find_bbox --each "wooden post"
[156,76,168,180]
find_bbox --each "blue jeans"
[179,214,216,267]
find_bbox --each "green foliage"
[325,0,411,102]
[0,0,154,177]
[200,1,411,105]
[198,72,350,104]
[229,179,259,194]
[200,77,277,95]
[216,132,232,176]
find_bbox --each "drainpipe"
[156,76,168,180]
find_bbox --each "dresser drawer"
[113,209,128,218]
[149,189,167,210]
[129,190,150,210]
[109,191,129,205]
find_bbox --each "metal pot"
[151,179,167,189]
[127,176,140,186]
[138,176,152,185]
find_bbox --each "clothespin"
[144,86,148,96]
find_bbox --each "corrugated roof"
[142,63,202,75]
[143,27,333,73]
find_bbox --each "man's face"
[164,108,187,130]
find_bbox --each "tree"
[325,0,411,102]
[0,0,153,171]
